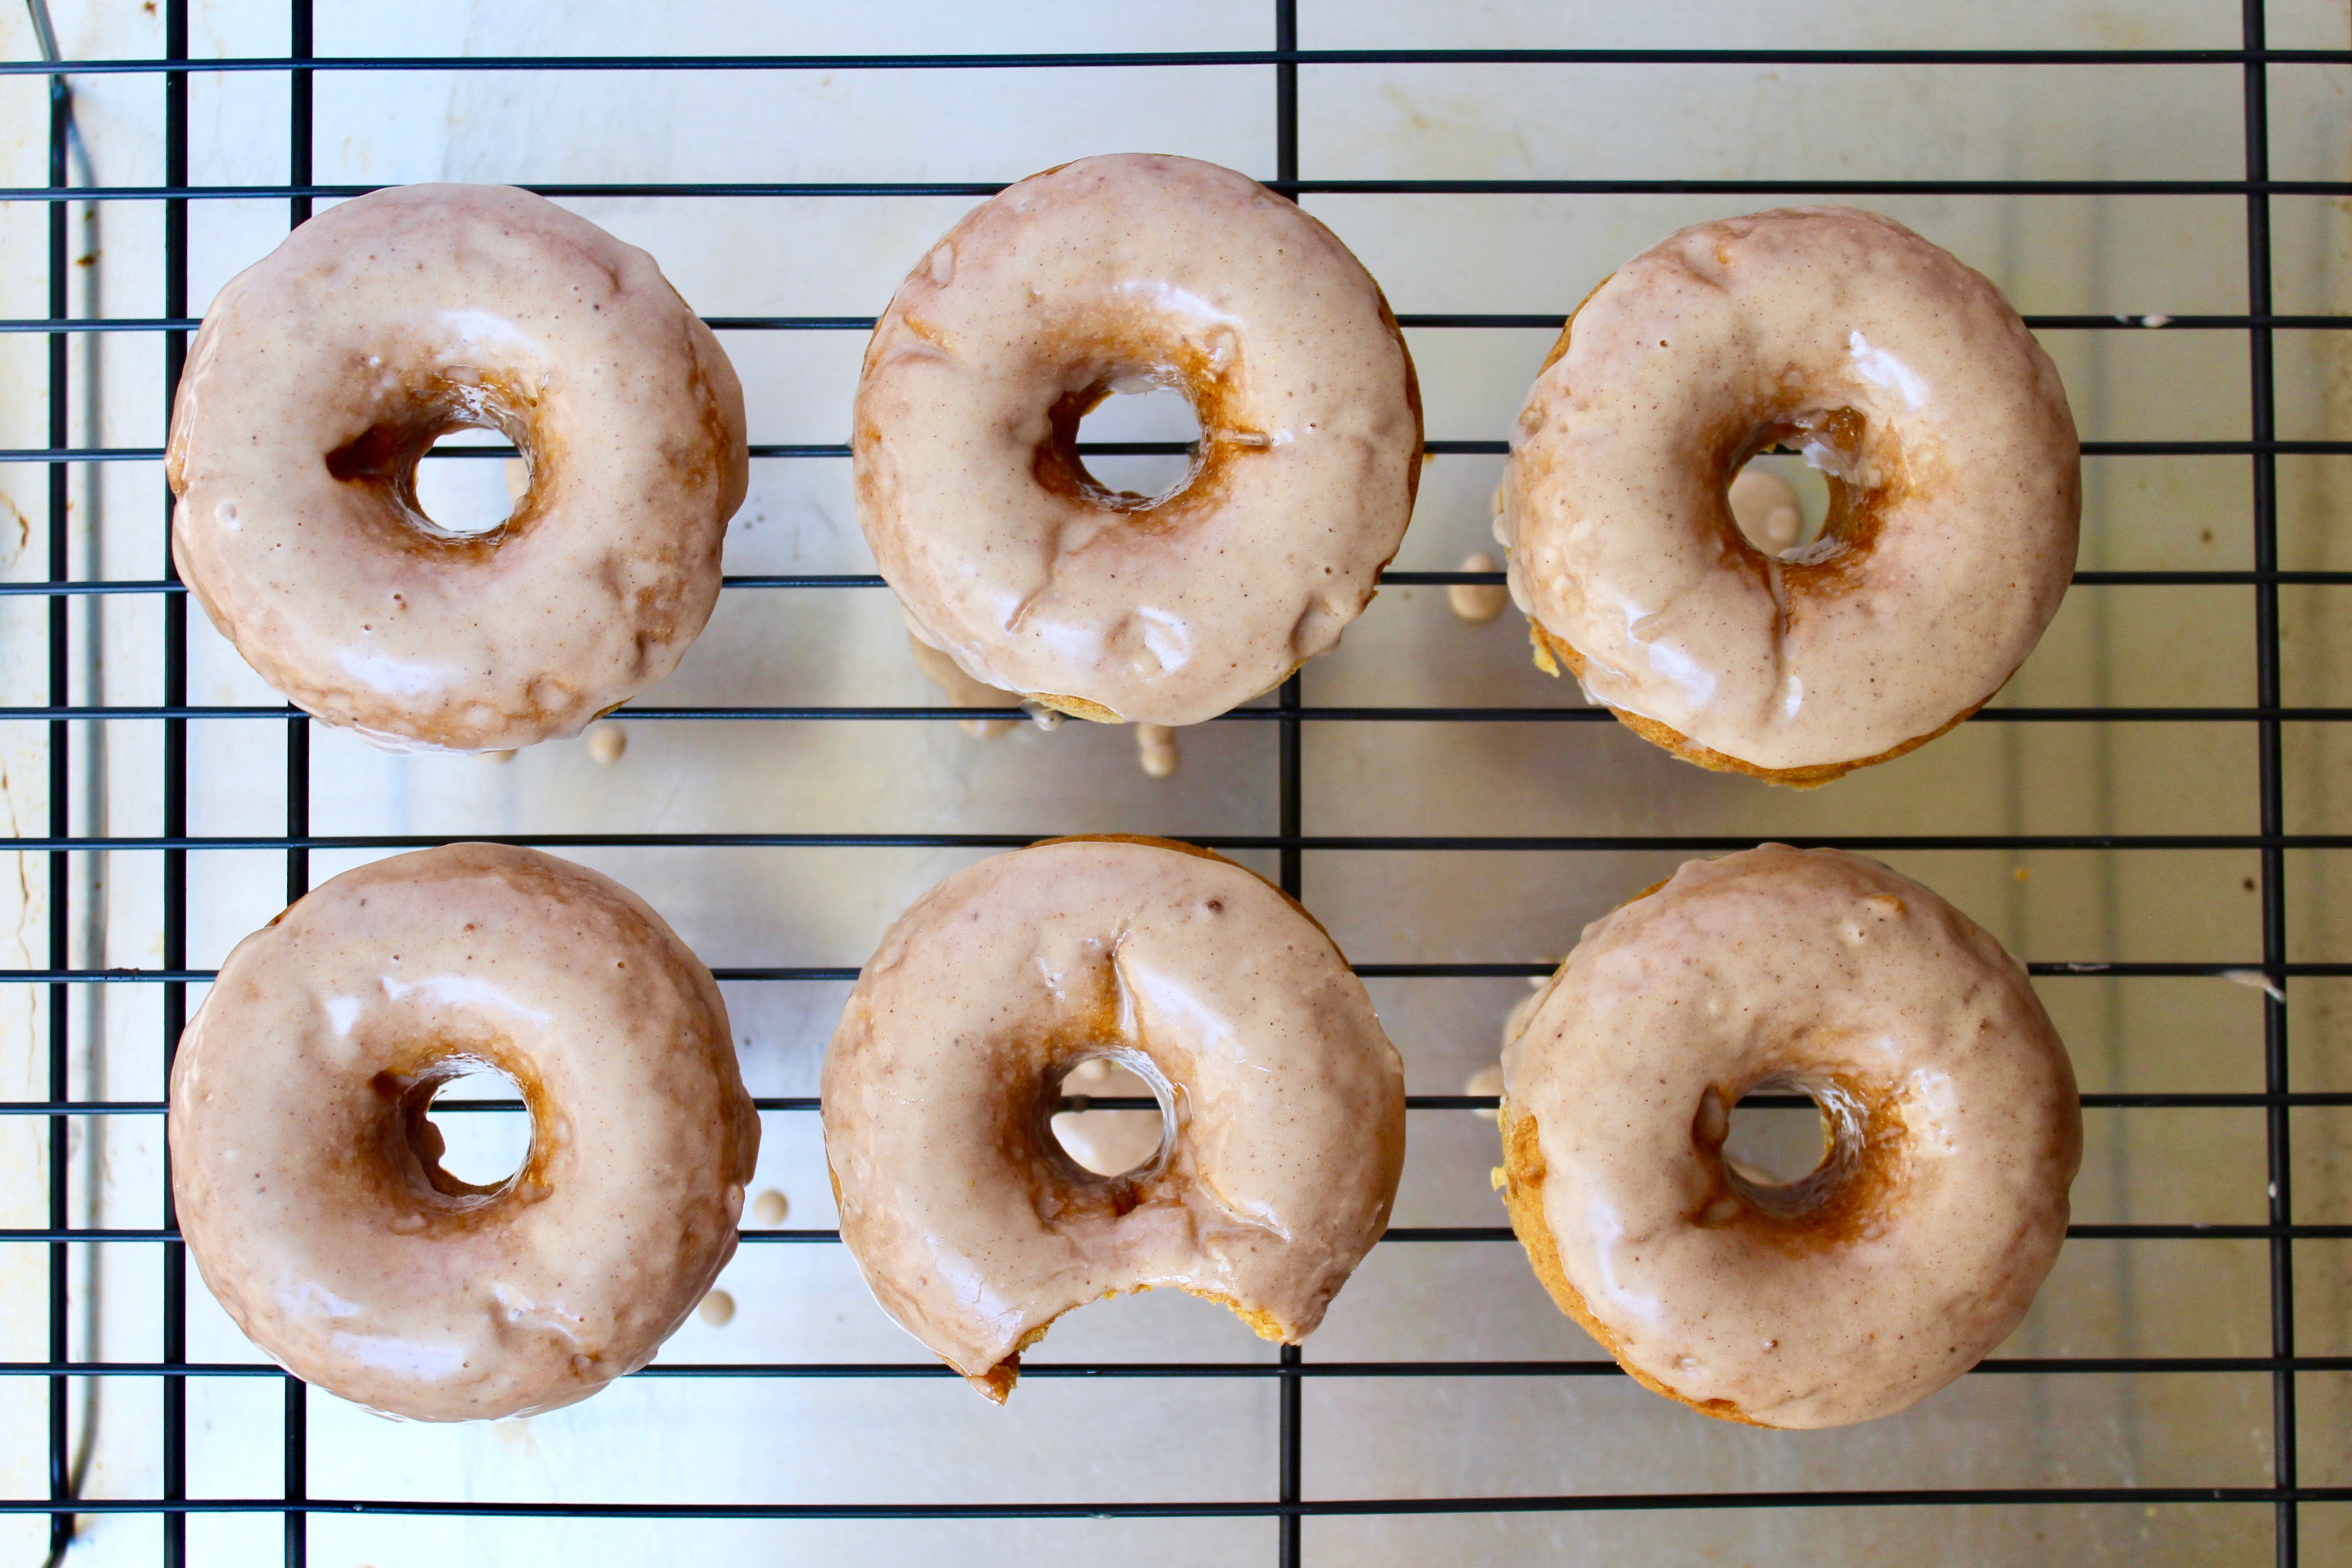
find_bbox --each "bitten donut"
[168,184,748,753]
[853,153,1424,727]
[168,844,759,1422]
[1498,845,2080,1429]
[1498,207,2079,784]
[823,836,1406,1399]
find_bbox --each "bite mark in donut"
[822,834,1405,1400]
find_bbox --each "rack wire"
[6,2,2352,1565]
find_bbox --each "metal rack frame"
[7,3,2352,1564]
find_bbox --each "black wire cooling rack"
[9,3,2352,1565]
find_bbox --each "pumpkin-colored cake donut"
[854,153,1423,727]
[1497,207,2079,785]
[168,183,747,753]
[168,844,759,1421]
[1498,844,2081,1428]
[822,835,1406,1399]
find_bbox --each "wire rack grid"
[6,2,2352,1566]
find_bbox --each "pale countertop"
[2,3,2351,1564]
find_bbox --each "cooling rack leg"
[44,44,73,1568]
[159,4,193,1564]
[1274,0,1297,197]
[1271,6,1305,1562]
[280,8,315,1563]
[2239,4,2298,1566]
[283,1377,306,1566]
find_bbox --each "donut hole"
[325,378,537,545]
[1067,378,1203,509]
[1722,1085,1833,1189]
[414,1061,533,1192]
[1700,1074,1867,1221]
[1728,453,1830,557]
[410,426,521,538]
[1048,1053,1174,1179]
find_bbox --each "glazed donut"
[1498,207,2079,785]
[167,183,748,753]
[853,153,1424,727]
[1498,845,2080,1428]
[822,835,1406,1399]
[168,843,759,1421]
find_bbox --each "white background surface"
[3,2,2352,1564]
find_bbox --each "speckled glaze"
[167,844,759,1422]
[168,184,748,753]
[853,154,1424,727]
[1499,845,2080,1429]
[822,837,1406,1399]
[1498,208,2079,782]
